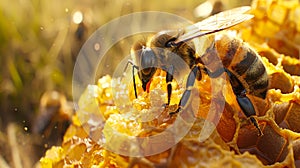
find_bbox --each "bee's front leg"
[124,60,139,98]
[169,65,201,115]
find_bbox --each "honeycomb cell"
[294,139,300,160]
[282,56,300,76]
[289,6,300,31]
[258,49,279,66]
[272,102,290,124]
[285,102,300,132]
[216,102,237,143]
[238,120,291,165]
[268,71,294,93]
[255,123,288,164]
[267,37,300,58]
[267,3,287,25]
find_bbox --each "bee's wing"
[174,6,253,44]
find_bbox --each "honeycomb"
[39,0,300,167]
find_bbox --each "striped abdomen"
[201,34,268,99]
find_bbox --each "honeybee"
[33,91,74,140]
[127,6,267,136]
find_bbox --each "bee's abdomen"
[216,34,268,99]
[242,56,269,98]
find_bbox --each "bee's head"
[131,41,158,92]
[130,30,196,92]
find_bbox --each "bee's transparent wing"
[174,6,253,44]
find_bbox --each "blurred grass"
[0,0,72,127]
[0,0,250,166]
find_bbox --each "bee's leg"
[169,65,201,115]
[237,94,263,136]
[124,60,139,98]
[225,69,263,136]
[166,65,174,106]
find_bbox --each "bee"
[126,6,267,136]
[33,91,74,140]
